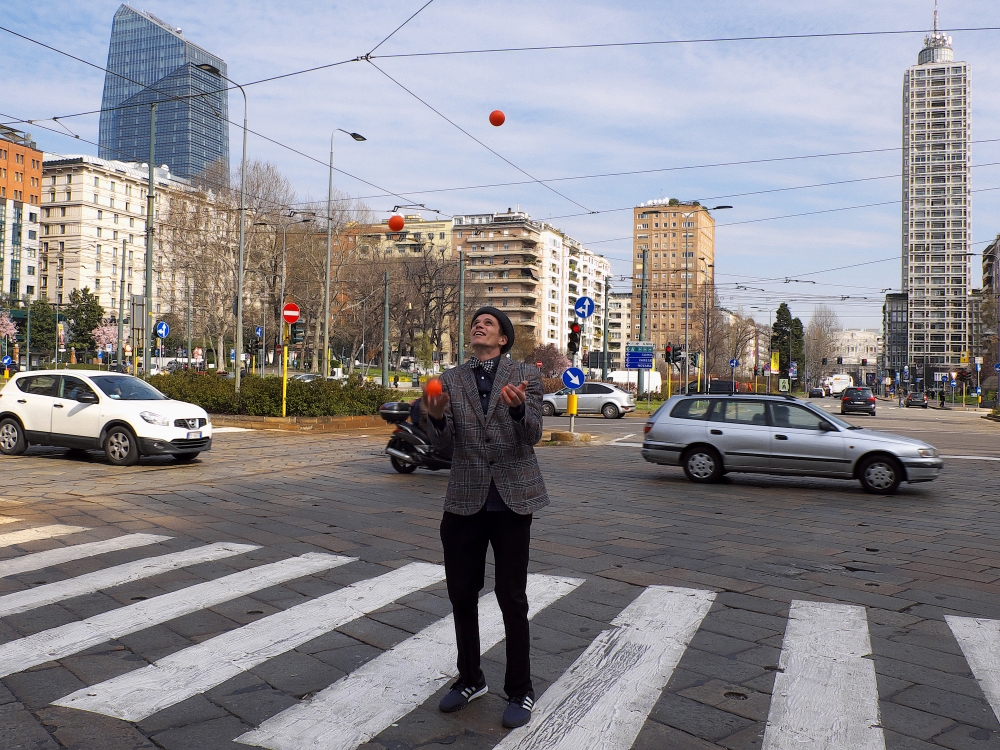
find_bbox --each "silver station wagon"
[642,394,942,494]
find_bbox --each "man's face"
[470,314,507,353]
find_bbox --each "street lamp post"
[196,64,248,393]
[681,205,730,391]
[324,129,366,378]
[699,258,713,390]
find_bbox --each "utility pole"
[23,295,31,372]
[382,271,390,387]
[638,247,648,396]
[186,281,192,372]
[144,103,156,379]
[117,239,126,370]
[457,250,465,365]
[602,280,610,381]
[324,133,334,379]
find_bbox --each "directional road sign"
[561,367,586,390]
[155,321,169,339]
[1,356,11,366]
[624,341,654,370]
[951,379,957,387]
[574,296,595,319]
[255,326,264,339]
[729,358,739,369]
[282,303,300,324]
[995,363,1000,373]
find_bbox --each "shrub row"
[148,373,396,417]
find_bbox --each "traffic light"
[837,356,843,365]
[567,321,581,355]
[822,358,828,366]
[861,358,868,367]
[689,352,699,367]
[290,322,305,344]
[664,342,673,362]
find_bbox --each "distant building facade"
[984,235,998,299]
[882,293,909,380]
[0,127,43,299]
[99,5,229,179]
[607,291,634,369]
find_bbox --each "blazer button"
[489,460,495,466]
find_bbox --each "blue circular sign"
[574,296,595,319]
[155,321,170,339]
[1,356,11,366]
[255,326,264,339]
[729,358,739,368]
[561,367,586,389]
[995,363,1000,373]
[950,380,957,387]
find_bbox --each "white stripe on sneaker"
[0,552,353,678]
[0,525,89,548]
[494,585,715,750]
[235,574,583,750]
[762,601,885,750]
[0,533,172,578]
[54,562,446,721]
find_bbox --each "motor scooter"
[379,401,452,474]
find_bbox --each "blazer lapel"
[485,357,513,423]
[458,363,486,427]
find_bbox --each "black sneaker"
[439,677,488,713]
[502,693,535,728]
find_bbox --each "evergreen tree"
[25,299,56,353]
[63,287,104,353]
[769,303,805,382]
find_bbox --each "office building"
[901,11,972,382]
[607,291,634,369]
[631,198,716,356]
[984,235,998,299]
[882,293,908,380]
[0,127,43,299]
[99,5,229,179]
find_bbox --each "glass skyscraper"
[98,5,229,179]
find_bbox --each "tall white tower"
[902,3,972,385]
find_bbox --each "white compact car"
[0,370,211,466]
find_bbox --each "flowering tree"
[0,311,16,344]
[92,324,122,353]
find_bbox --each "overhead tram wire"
[365,61,595,214]
[367,0,438,56]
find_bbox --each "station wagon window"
[714,400,766,425]
[16,375,58,395]
[769,403,828,431]
[670,398,713,420]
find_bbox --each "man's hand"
[500,380,529,408]
[423,386,450,420]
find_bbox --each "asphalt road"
[0,404,999,749]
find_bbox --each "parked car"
[0,370,211,466]
[905,391,929,408]
[290,373,323,383]
[808,387,825,398]
[841,386,877,416]
[641,393,941,494]
[542,382,636,419]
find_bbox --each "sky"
[3,0,999,330]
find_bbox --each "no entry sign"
[282,303,300,324]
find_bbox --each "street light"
[699,257,714,390]
[197,63,248,392]
[682,204,731,389]
[324,129,366,378]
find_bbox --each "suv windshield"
[89,375,167,401]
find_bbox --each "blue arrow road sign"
[729,358,739,369]
[155,321,169,339]
[1,356,11,366]
[562,367,586,389]
[951,380,957,387]
[574,296,595,319]
[995,363,1000,373]
[255,326,264,339]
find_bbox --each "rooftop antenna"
[933,0,939,34]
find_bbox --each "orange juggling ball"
[388,215,405,232]
[489,110,505,127]
[425,378,443,398]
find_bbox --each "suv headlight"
[917,448,939,458]
[140,411,170,426]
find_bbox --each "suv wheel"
[601,403,620,419]
[858,455,902,494]
[682,446,723,483]
[0,418,27,456]
[104,426,139,466]
[541,402,555,417]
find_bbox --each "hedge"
[148,373,397,417]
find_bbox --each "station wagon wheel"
[601,403,620,419]
[0,418,27,456]
[682,446,723,483]
[541,402,555,417]
[858,455,901,495]
[104,426,139,466]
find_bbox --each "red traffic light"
[570,322,580,333]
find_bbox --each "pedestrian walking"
[898,388,905,407]
[393,374,399,389]
[939,389,946,408]
[421,306,546,729]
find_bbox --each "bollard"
[567,391,578,434]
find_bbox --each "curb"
[209,414,391,433]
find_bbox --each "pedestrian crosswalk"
[0,520,998,750]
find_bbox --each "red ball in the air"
[387,214,405,232]
[489,110,505,127]
[426,378,443,398]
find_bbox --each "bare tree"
[806,304,842,378]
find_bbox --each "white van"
[828,373,854,396]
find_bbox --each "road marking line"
[55,562,446,722]
[212,427,252,433]
[0,518,21,526]
[762,601,884,750]
[0,552,354,679]
[942,455,1000,462]
[494,585,715,750]
[610,441,643,448]
[0,534,173,579]
[946,616,1000,722]
[235,574,583,750]
[611,434,636,443]
[0,525,90,549]
[0,542,253,618]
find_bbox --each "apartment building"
[40,155,189,316]
[0,127,43,300]
[607,291,634,369]
[631,198,716,356]
[359,214,454,258]
[984,234,998,299]
[882,293,909,378]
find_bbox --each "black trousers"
[440,505,533,698]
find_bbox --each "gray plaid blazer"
[423,357,548,516]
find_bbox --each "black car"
[905,391,929,408]
[841,386,876,416]
[808,387,825,398]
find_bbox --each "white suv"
[0,371,211,466]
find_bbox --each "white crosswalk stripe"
[0,552,354,678]
[763,601,885,750]
[0,524,90,548]
[0,517,22,526]
[495,585,715,750]
[55,562,447,721]
[0,542,254,618]
[0,533,173,578]
[946,615,1000,723]
[236,574,584,750]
